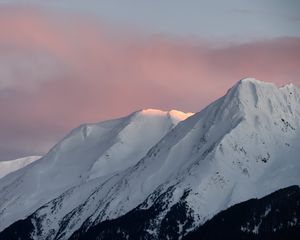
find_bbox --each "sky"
[0,0,300,159]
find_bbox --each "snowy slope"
[0,109,192,233]
[0,156,40,179]
[68,78,300,239]
[0,78,299,240]
[76,79,300,227]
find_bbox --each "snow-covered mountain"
[0,109,192,233]
[0,156,40,179]
[0,78,299,240]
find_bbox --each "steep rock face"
[0,109,192,234]
[0,78,299,240]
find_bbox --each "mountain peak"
[137,108,193,122]
[239,77,270,84]
[225,78,299,112]
[232,77,276,94]
[139,108,167,116]
[0,78,299,240]
[233,77,299,94]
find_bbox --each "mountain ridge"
[0,109,192,232]
[0,78,299,239]
[0,156,40,179]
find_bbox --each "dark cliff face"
[184,185,300,240]
[69,185,300,240]
[0,187,195,240]
[0,217,35,240]
[1,185,299,240]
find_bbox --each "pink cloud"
[0,7,299,159]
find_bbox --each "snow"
[88,109,193,180]
[87,78,300,226]
[0,109,192,233]
[0,156,40,179]
[0,78,299,239]
[288,217,298,227]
